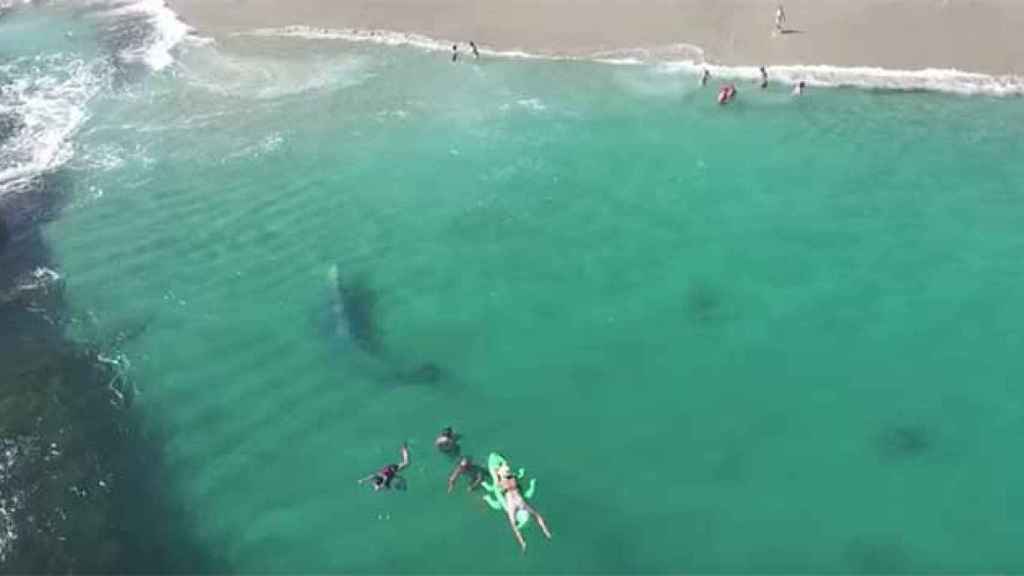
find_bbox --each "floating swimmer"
[358,443,410,491]
[482,453,552,553]
[435,426,459,454]
[447,456,484,493]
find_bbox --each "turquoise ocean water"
[3,2,1024,572]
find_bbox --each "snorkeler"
[447,456,484,493]
[358,443,410,491]
[435,427,459,454]
[493,461,552,552]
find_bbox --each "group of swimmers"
[359,427,553,553]
[702,65,807,105]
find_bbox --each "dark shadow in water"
[390,361,444,387]
[0,175,227,573]
[331,270,382,356]
[843,535,911,573]
[325,265,449,391]
[0,112,23,149]
[876,425,931,462]
[687,280,722,325]
[0,212,9,254]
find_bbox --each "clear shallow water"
[5,2,1024,572]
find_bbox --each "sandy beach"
[168,0,1024,75]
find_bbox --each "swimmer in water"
[447,456,484,493]
[358,443,410,491]
[700,68,711,87]
[493,461,552,552]
[470,41,480,59]
[435,426,459,454]
[793,80,806,95]
[759,66,769,89]
[451,44,458,62]
[718,84,737,105]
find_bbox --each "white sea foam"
[101,0,191,71]
[178,41,371,100]
[0,56,106,195]
[0,0,32,11]
[0,0,196,196]
[0,439,22,563]
[74,143,125,172]
[223,132,284,162]
[660,62,1024,97]
[515,98,547,112]
[239,25,1023,97]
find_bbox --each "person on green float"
[493,461,552,552]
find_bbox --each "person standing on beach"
[759,66,769,89]
[775,3,786,33]
[470,41,480,59]
[451,44,458,62]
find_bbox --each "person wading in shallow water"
[359,443,410,491]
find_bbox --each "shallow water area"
[6,2,1024,571]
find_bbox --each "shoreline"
[167,0,1024,78]
[228,25,1024,96]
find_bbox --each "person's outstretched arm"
[397,443,410,470]
[357,474,376,485]
[447,463,464,494]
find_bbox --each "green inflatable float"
[482,452,536,529]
